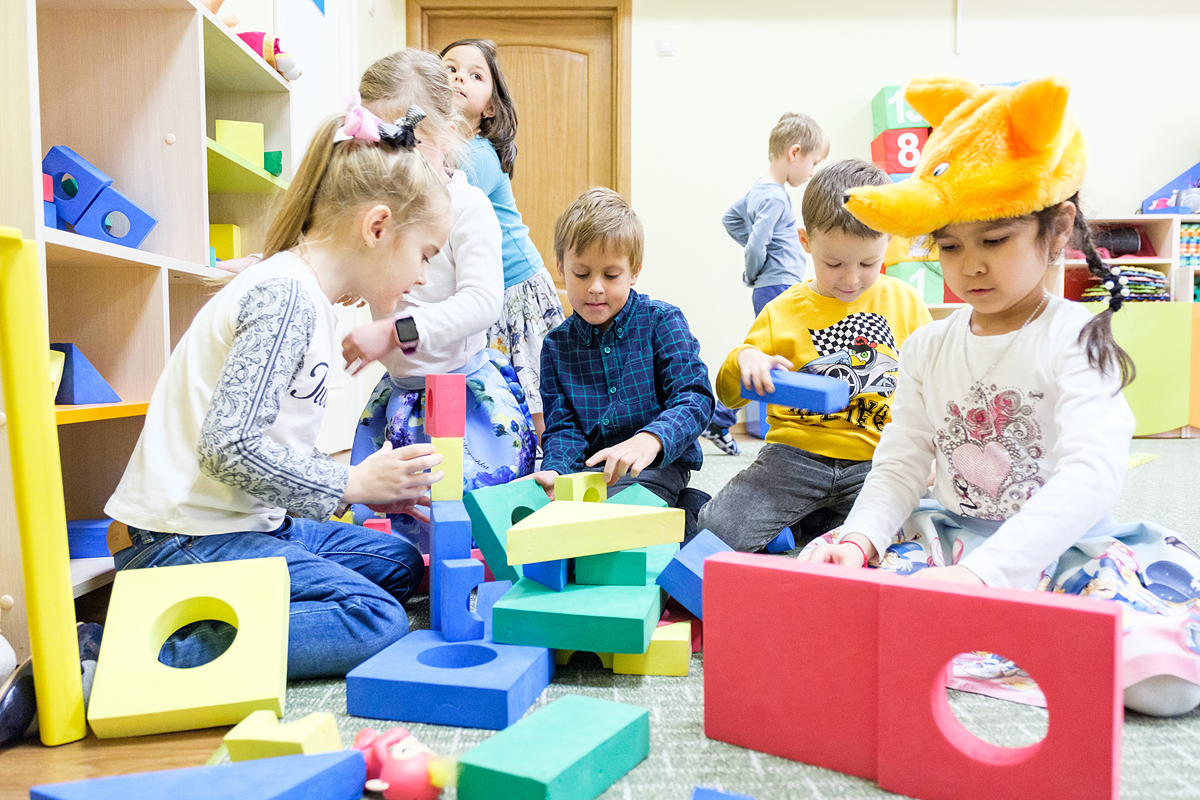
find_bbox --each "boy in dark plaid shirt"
[530,188,715,536]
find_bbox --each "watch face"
[395,316,419,343]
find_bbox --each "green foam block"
[645,542,679,583]
[575,549,647,586]
[604,483,668,508]
[491,579,663,655]
[464,480,550,583]
[263,150,283,176]
[457,694,649,800]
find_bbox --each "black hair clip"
[379,104,426,150]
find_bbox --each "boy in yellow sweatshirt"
[698,160,932,551]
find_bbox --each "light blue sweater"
[462,136,543,289]
[722,182,806,288]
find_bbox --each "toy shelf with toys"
[0,0,294,661]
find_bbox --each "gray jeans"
[697,442,871,552]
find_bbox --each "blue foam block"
[764,527,795,554]
[523,558,570,591]
[73,185,157,250]
[477,579,513,641]
[744,399,769,439]
[50,343,121,405]
[41,145,113,225]
[654,529,733,620]
[430,500,473,630]
[30,751,365,800]
[739,370,849,415]
[439,557,485,642]
[463,481,550,584]
[346,629,553,730]
[67,518,111,559]
[43,200,56,228]
[692,787,756,800]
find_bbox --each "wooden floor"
[0,726,230,799]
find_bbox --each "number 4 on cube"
[870,128,928,176]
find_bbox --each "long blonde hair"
[359,49,468,170]
[263,113,450,257]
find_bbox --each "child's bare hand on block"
[737,347,794,396]
[344,442,443,506]
[585,431,662,485]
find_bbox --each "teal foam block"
[491,578,663,655]
[66,518,111,558]
[604,484,668,508]
[346,629,552,730]
[645,543,680,584]
[764,527,795,554]
[575,549,646,586]
[430,500,472,630]
[438,558,485,642]
[654,530,733,620]
[30,750,365,800]
[50,343,121,404]
[692,787,756,800]
[477,579,513,641]
[464,481,549,583]
[457,694,650,800]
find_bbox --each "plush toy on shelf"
[236,31,301,82]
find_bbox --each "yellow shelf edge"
[206,138,289,194]
[55,401,150,425]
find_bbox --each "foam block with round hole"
[41,146,112,225]
[86,557,290,739]
[464,481,550,584]
[554,472,607,503]
[345,629,553,730]
[223,710,342,761]
[438,558,485,642]
[505,502,683,565]
[425,373,466,437]
[73,186,157,250]
[430,500,473,631]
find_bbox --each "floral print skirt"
[485,270,565,416]
[350,351,537,551]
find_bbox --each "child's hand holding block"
[739,370,849,414]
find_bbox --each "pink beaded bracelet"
[840,538,868,568]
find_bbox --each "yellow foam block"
[215,120,265,167]
[431,436,463,501]
[209,224,242,261]
[1128,453,1159,469]
[554,471,607,503]
[555,650,614,669]
[612,621,690,676]
[224,710,343,761]
[87,557,290,739]
[49,348,65,398]
[505,501,683,565]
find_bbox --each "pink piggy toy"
[352,726,445,800]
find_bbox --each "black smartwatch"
[394,316,419,354]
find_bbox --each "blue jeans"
[712,283,797,430]
[114,517,423,679]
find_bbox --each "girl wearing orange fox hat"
[802,75,1200,717]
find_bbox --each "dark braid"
[1038,194,1135,390]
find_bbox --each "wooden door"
[408,2,630,298]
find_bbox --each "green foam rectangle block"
[491,579,663,655]
[264,150,283,176]
[575,549,647,586]
[457,694,650,800]
[603,484,668,508]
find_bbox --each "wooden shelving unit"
[0,0,291,661]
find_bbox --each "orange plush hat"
[845,75,1086,238]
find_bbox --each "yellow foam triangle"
[224,710,343,761]
[1127,453,1159,469]
[505,501,684,565]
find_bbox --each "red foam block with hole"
[425,373,466,437]
[703,553,1122,800]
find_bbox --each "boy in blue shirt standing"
[704,112,828,454]
[531,188,715,537]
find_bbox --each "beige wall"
[358,0,403,74]
[630,0,1200,380]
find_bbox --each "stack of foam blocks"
[41,146,157,249]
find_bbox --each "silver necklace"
[963,291,1049,401]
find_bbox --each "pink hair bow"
[335,92,384,142]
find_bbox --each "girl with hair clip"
[802,75,1200,717]
[103,105,452,679]
[440,38,566,440]
[342,49,537,548]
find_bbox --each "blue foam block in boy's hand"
[739,370,849,414]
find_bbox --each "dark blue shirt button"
[593,327,600,335]
[604,346,611,354]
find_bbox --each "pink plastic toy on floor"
[352,726,452,800]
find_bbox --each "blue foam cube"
[73,186,157,250]
[654,529,733,620]
[67,519,111,559]
[346,629,553,729]
[523,558,570,591]
[438,557,485,642]
[739,370,849,415]
[43,200,56,228]
[430,500,473,630]
[41,146,113,225]
[31,751,366,800]
[692,787,757,800]
[764,527,795,554]
[50,343,120,405]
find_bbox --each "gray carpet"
[280,437,1200,800]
